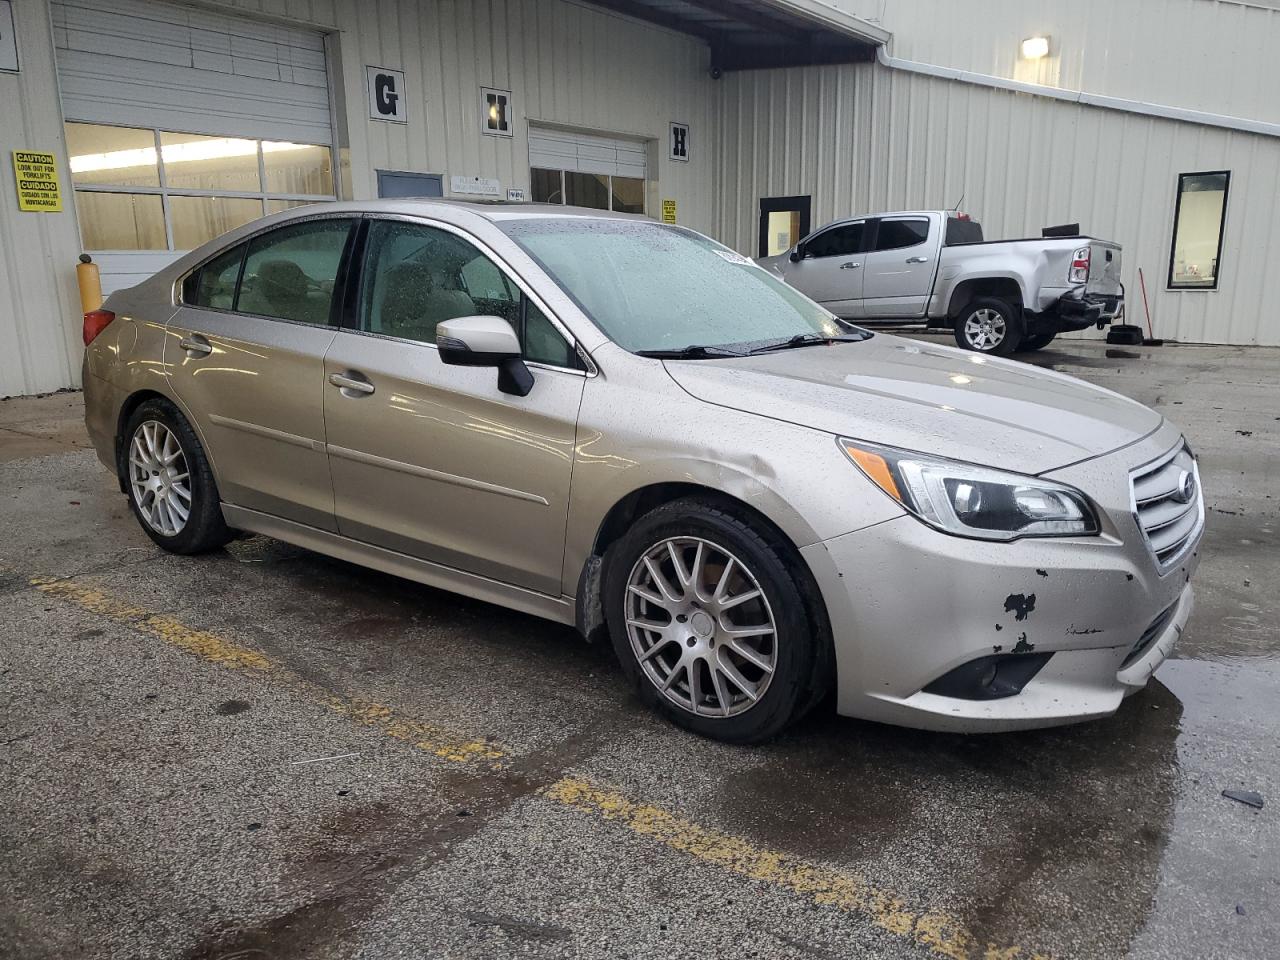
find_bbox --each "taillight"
[1069,246,1090,283]
[83,309,116,346]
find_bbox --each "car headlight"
[839,438,1100,540]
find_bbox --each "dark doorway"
[758,195,812,258]
[377,171,444,199]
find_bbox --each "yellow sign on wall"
[12,151,63,212]
[661,199,677,224]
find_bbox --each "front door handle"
[839,261,862,270]
[328,371,375,396]
[179,334,213,357]
[905,256,930,264]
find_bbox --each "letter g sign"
[367,66,407,123]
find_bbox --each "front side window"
[503,218,847,353]
[237,219,353,325]
[874,218,930,251]
[1168,171,1229,290]
[805,223,864,259]
[359,220,578,367]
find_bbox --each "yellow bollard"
[76,253,103,314]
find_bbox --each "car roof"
[274,197,650,225]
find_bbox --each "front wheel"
[123,398,232,554]
[954,297,1022,355]
[603,498,826,744]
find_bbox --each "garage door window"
[66,122,336,252]
[532,168,646,214]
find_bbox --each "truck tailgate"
[1088,241,1122,297]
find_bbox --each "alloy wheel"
[963,307,1006,350]
[128,420,192,537]
[624,536,778,718]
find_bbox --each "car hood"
[663,333,1163,474]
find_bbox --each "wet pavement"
[1,336,1277,960]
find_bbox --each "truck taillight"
[1069,246,1090,283]
[83,309,116,345]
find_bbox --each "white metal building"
[2,0,1278,397]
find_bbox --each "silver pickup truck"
[758,211,1123,355]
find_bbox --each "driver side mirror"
[789,244,804,263]
[436,315,534,397]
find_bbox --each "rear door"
[166,216,355,531]
[321,217,585,595]
[860,216,938,317]
[781,220,869,317]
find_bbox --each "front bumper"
[802,425,1201,732]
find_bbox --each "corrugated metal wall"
[330,0,717,232]
[0,0,83,397]
[715,62,1280,346]
[842,0,1280,125]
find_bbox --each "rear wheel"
[1020,332,1057,352]
[954,297,1022,355]
[123,399,232,554]
[603,498,826,743]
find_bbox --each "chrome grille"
[1130,442,1204,571]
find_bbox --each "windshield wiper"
[635,345,744,359]
[747,332,870,355]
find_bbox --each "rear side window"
[237,219,353,325]
[874,218,930,251]
[945,217,984,245]
[189,243,246,309]
[805,222,864,258]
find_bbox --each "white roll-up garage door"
[528,127,648,180]
[51,0,336,294]
[52,0,332,145]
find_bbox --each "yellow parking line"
[542,778,1042,960]
[28,571,1043,959]
[31,575,503,766]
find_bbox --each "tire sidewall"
[955,297,1022,355]
[123,399,227,554]
[603,501,814,743]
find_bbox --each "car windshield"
[499,217,854,354]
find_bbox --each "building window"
[530,167,645,215]
[65,122,337,252]
[1168,171,1229,290]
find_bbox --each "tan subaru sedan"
[82,200,1203,743]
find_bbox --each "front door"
[322,218,585,595]
[166,216,355,531]
[860,216,937,318]
[782,220,868,317]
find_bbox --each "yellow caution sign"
[661,199,677,224]
[12,151,63,213]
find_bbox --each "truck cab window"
[805,222,864,258]
[874,219,930,251]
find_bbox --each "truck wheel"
[954,298,1022,355]
[1020,332,1057,352]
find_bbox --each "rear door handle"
[328,371,375,396]
[905,256,930,264]
[179,334,213,357]
[840,262,862,270]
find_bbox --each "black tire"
[1019,332,1057,352]
[602,497,828,744]
[953,297,1023,355]
[122,398,232,554]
